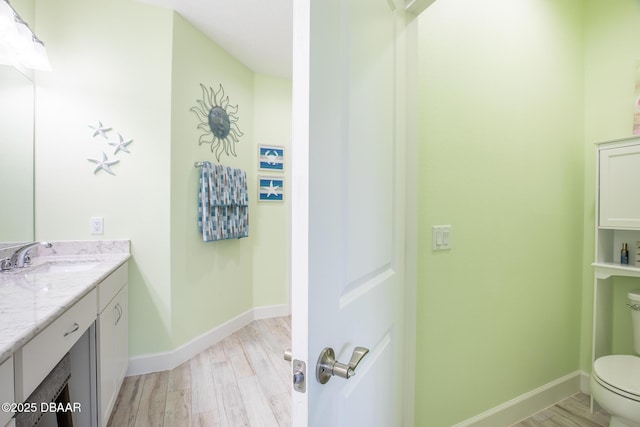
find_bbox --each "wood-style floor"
[108,317,609,427]
[512,393,610,427]
[107,317,292,427]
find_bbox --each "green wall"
[34,0,175,354]
[33,0,290,357]
[251,74,291,309]
[169,13,256,347]
[415,1,584,425]
[168,15,291,348]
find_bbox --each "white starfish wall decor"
[86,121,134,176]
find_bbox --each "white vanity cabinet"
[0,356,14,427]
[96,263,128,427]
[0,242,130,427]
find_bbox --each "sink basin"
[31,261,102,274]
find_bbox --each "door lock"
[316,346,369,384]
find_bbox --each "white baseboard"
[580,370,591,395]
[252,304,291,320]
[127,304,290,376]
[452,370,588,427]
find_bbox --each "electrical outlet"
[90,217,104,235]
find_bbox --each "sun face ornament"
[190,83,244,161]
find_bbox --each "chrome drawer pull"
[63,322,80,337]
[114,303,122,325]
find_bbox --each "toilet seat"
[594,355,640,402]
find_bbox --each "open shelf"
[593,262,640,279]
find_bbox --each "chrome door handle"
[316,346,369,384]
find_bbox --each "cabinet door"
[599,144,640,228]
[0,357,13,427]
[113,285,128,392]
[97,284,128,427]
[98,298,116,427]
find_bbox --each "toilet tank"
[629,289,640,354]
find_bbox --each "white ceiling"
[140,0,293,79]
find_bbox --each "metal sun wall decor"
[190,83,244,162]
[87,120,133,176]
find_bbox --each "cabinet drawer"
[16,288,97,402]
[0,356,13,427]
[98,263,127,313]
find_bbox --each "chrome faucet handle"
[0,258,12,271]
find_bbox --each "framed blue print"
[259,145,285,171]
[258,175,284,202]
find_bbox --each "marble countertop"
[0,241,130,364]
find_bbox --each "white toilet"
[591,289,640,427]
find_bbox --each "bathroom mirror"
[0,65,35,247]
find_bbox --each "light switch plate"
[432,225,451,251]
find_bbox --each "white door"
[291,0,409,425]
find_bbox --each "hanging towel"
[198,162,249,241]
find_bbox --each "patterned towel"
[198,162,249,241]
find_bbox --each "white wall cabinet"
[599,140,640,229]
[97,264,128,427]
[592,137,640,405]
[594,137,640,270]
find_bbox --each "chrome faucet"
[10,241,52,268]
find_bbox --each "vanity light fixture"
[0,0,50,70]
